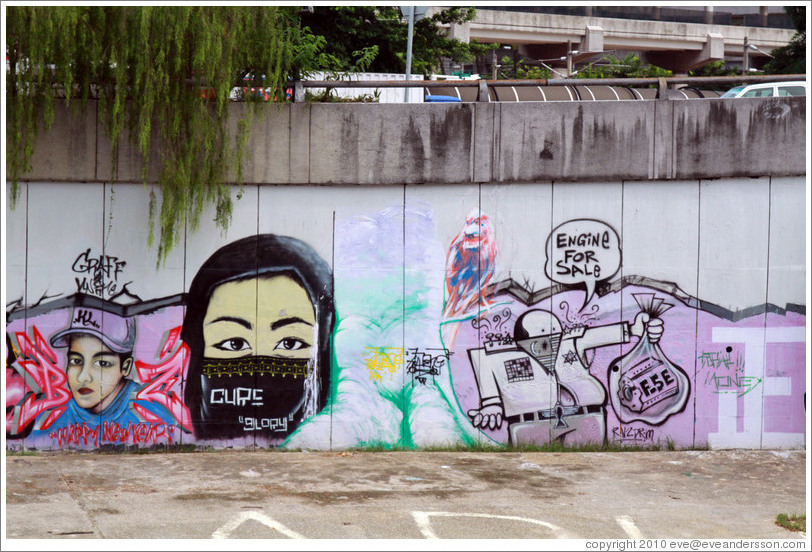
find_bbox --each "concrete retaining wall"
[5,98,807,452]
[19,97,807,185]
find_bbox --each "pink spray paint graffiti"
[135,326,192,432]
[6,326,72,435]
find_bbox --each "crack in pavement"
[60,473,105,538]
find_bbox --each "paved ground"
[3,449,809,546]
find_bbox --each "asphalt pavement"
[3,448,809,548]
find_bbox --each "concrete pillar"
[703,33,724,61]
[705,6,714,24]
[644,33,724,72]
[449,22,470,43]
[580,26,604,54]
[477,80,489,102]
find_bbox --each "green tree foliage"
[298,6,494,77]
[688,60,741,78]
[303,43,382,102]
[414,8,496,76]
[495,55,552,79]
[6,6,308,264]
[515,65,553,80]
[495,53,671,80]
[573,54,672,79]
[763,6,805,74]
[298,7,402,73]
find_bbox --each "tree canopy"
[6,5,303,264]
[763,6,806,74]
[6,6,491,263]
[298,6,494,76]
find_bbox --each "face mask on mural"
[199,361,311,438]
[192,273,320,440]
[201,356,310,378]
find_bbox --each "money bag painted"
[607,293,690,425]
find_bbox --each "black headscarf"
[181,234,334,440]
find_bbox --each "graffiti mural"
[4,181,807,451]
[443,208,498,319]
[71,248,130,299]
[6,302,186,448]
[181,234,334,444]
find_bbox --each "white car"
[720,81,806,98]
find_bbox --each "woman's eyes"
[214,338,252,352]
[275,338,309,351]
[211,337,309,352]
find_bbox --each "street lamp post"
[400,6,427,102]
[404,6,414,102]
[743,38,773,75]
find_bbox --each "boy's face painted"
[66,334,132,413]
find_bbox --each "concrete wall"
[5,98,807,452]
[20,97,807,185]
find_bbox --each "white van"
[720,81,806,98]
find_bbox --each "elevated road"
[434,8,797,73]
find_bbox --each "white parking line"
[212,511,306,539]
[616,515,643,539]
[411,511,574,539]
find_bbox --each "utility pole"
[566,40,573,77]
[742,37,749,75]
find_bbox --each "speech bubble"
[544,219,621,311]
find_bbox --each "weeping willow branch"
[6,6,302,265]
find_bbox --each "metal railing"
[293,74,807,102]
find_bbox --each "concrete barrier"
[16,97,806,185]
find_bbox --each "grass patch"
[420,439,687,453]
[282,440,686,454]
[6,449,40,456]
[422,442,507,453]
[8,439,710,456]
[775,513,806,533]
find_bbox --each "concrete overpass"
[433,7,797,74]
